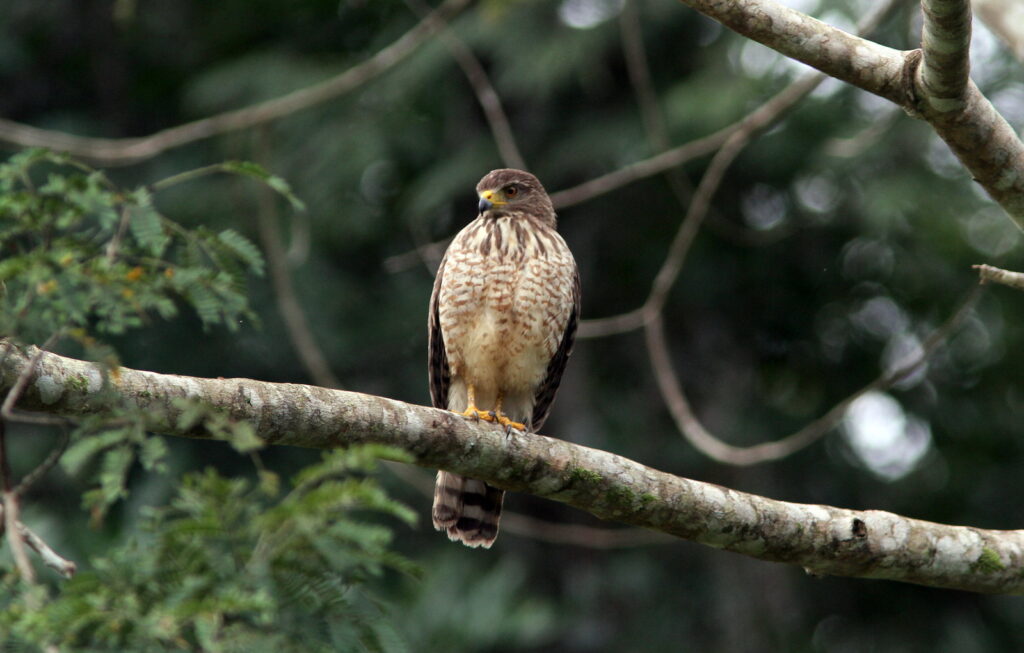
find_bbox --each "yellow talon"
[495,414,526,431]
[458,384,495,421]
[493,393,526,431]
[454,386,525,430]
[459,406,495,421]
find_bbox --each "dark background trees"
[2,0,1024,649]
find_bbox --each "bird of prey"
[428,168,581,548]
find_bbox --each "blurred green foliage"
[1,446,417,652]
[2,0,1024,651]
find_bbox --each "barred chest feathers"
[436,214,577,425]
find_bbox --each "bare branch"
[920,0,973,111]
[404,0,527,170]
[391,1,899,275]
[676,0,906,103]
[0,420,35,585]
[549,130,728,209]
[2,491,35,584]
[673,0,1024,227]
[578,69,826,339]
[0,0,471,165]
[974,263,1024,290]
[620,0,673,154]
[383,238,450,274]
[252,133,343,389]
[646,286,982,465]
[0,504,76,579]
[12,428,69,497]
[578,1,901,339]
[3,340,1024,593]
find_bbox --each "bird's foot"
[493,412,526,432]
[459,405,495,422]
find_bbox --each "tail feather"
[433,471,504,548]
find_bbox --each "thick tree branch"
[676,0,906,104]
[674,0,1024,228]
[404,0,527,170]
[3,340,1024,594]
[920,0,972,111]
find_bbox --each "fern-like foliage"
[0,150,291,520]
[0,148,268,342]
[1,151,418,651]
[0,446,418,652]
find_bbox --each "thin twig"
[19,518,76,578]
[0,504,76,578]
[578,0,900,338]
[620,0,673,155]
[621,1,795,246]
[382,237,450,274]
[404,0,527,170]
[105,205,132,261]
[382,124,744,277]
[548,129,729,209]
[12,427,70,497]
[974,263,1024,290]
[0,0,472,165]
[2,493,36,584]
[647,286,983,465]
[0,420,36,584]
[252,130,343,389]
[578,70,827,339]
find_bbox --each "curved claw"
[495,414,526,431]
[459,405,496,422]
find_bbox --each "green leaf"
[225,421,264,453]
[221,160,307,212]
[139,436,169,472]
[217,229,265,275]
[127,190,170,257]
[173,397,208,431]
[61,428,129,477]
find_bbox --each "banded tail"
[432,471,505,548]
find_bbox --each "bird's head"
[476,169,555,225]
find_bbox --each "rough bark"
[3,340,1024,595]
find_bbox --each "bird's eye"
[505,185,519,197]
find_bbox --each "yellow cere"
[479,189,506,206]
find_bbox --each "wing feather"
[530,266,581,431]
[428,254,451,410]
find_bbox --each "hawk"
[428,169,581,548]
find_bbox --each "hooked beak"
[477,189,505,215]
